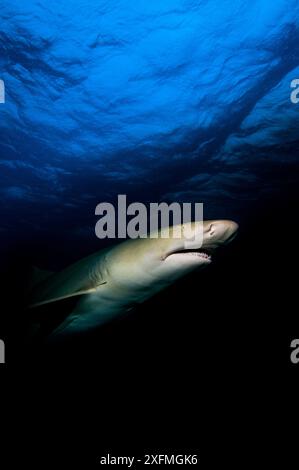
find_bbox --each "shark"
[28,220,238,340]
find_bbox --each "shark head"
[106,220,239,295]
[150,219,238,282]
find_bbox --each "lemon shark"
[29,220,238,340]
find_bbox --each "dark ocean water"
[0,1,299,464]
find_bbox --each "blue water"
[1,0,299,262]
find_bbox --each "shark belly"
[49,282,155,337]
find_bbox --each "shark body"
[29,220,238,339]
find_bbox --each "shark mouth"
[166,247,212,262]
[182,248,211,260]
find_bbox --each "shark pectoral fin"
[29,281,107,309]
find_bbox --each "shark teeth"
[183,251,211,261]
[167,248,212,261]
[198,252,211,259]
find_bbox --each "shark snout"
[207,220,239,246]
